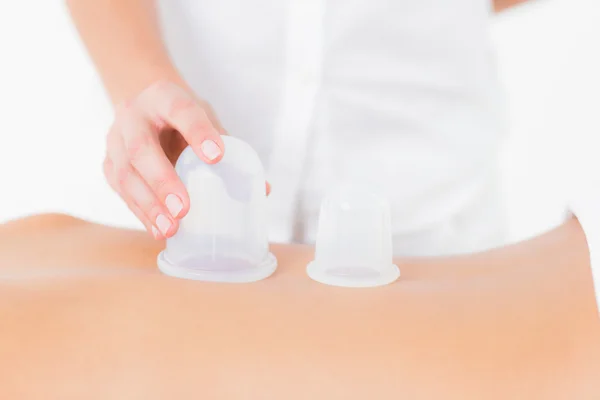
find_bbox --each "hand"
[103,80,227,240]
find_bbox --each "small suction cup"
[307,184,400,287]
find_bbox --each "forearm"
[66,0,185,105]
[493,0,532,12]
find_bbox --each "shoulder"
[0,213,88,236]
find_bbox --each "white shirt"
[158,0,508,256]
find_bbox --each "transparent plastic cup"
[157,136,277,282]
[306,184,400,287]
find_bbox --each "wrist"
[108,62,189,107]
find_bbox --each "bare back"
[0,215,598,399]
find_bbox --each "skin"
[102,81,226,240]
[0,213,598,398]
[494,0,531,12]
[67,0,228,240]
[66,0,530,240]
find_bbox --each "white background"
[1,0,599,243]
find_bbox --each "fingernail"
[151,225,161,239]
[165,194,183,218]
[156,214,171,236]
[201,140,221,161]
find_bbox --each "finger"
[103,155,161,238]
[137,81,225,165]
[199,99,227,135]
[128,200,164,240]
[118,163,179,238]
[120,113,190,220]
[266,181,271,196]
[108,133,179,238]
[104,155,165,239]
